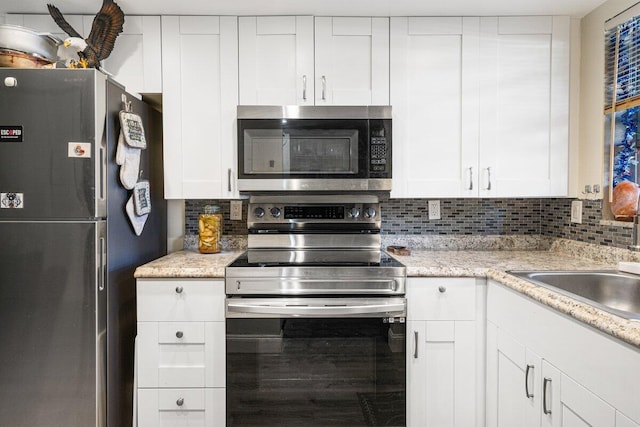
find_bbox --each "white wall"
[579,0,639,200]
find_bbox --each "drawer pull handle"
[543,377,552,415]
[176,397,184,407]
[176,331,184,339]
[525,364,534,398]
[438,286,446,293]
[175,286,184,294]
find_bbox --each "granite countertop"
[134,250,243,278]
[134,239,640,348]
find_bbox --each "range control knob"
[254,207,265,218]
[348,207,360,218]
[270,207,282,218]
[364,207,377,219]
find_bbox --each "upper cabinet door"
[83,15,162,94]
[478,16,570,197]
[6,14,162,95]
[5,14,85,42]
[314,17,389,105]
[390,17,480,198]
[239,16,314,105]
[161,16,239,199]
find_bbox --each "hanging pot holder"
[119,111,147,149]
[126,195,149,236]
[133,180,152,216]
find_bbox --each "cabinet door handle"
[176,397,184,407]
[468,167,473,190]
[484,167,492,191]
[543,377,552,415]
[175,286,184,294]
[413,331,419,359]
[321,75,326,101]
[228,168,232,192]
[438,286,446,293]
[176,331,184,339]
[525,364,534,398]
[302,75,307,101]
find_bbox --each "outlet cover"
[571,200,582,224]
[230,200,243,220]
[428,200,441,220]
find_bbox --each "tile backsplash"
[185,197,633,250]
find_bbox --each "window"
[605,10,640,217]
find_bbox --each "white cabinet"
[83,16,162,94]
[6,13,84,41]
[486,323,616,427]
[391,15,571,198]
[6,14,162,95]
[136,278,226,427]
[486,323,541,427]
[161,16,238,199]
[138,388,225,427]
[390,17,479,198]
[238,16,389,106]
[315,17,389,105]
[406,278,482,427]
[487,281,640,427]
[478,16,570,197]
[238,16,314,105]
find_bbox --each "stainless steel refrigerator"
[0,69,167,427]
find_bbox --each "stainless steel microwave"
[237,105,392,192]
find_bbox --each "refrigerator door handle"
[98,236,106,291]
[100,146,106,202]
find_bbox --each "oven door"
[225,298,406,426]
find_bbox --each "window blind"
[605,15,640,112]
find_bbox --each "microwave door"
[246,129,285,174]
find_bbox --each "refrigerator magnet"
[68,142,91,158]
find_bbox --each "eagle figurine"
[47,0,125,69]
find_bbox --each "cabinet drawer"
[138,388,225,427]
[137,322,225,388]
[407,278,476,320]
[158,322,205,344]
[137,279,225,321]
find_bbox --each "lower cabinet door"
[556,374,615,427]
[138,388,225,427]
[407,320,476,427]
[486,322,541,427]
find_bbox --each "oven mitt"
[115,130,126,165]
[119,142,141,190]
[119,111,147,149]
[133,180,152,216]
[126,195,148,236]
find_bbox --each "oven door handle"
[226,298,406,318]
[230,278,403,294]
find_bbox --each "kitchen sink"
[508,270,640,321]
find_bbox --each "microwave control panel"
[369,124,389,175]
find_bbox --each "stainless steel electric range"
[225,194,407,426]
